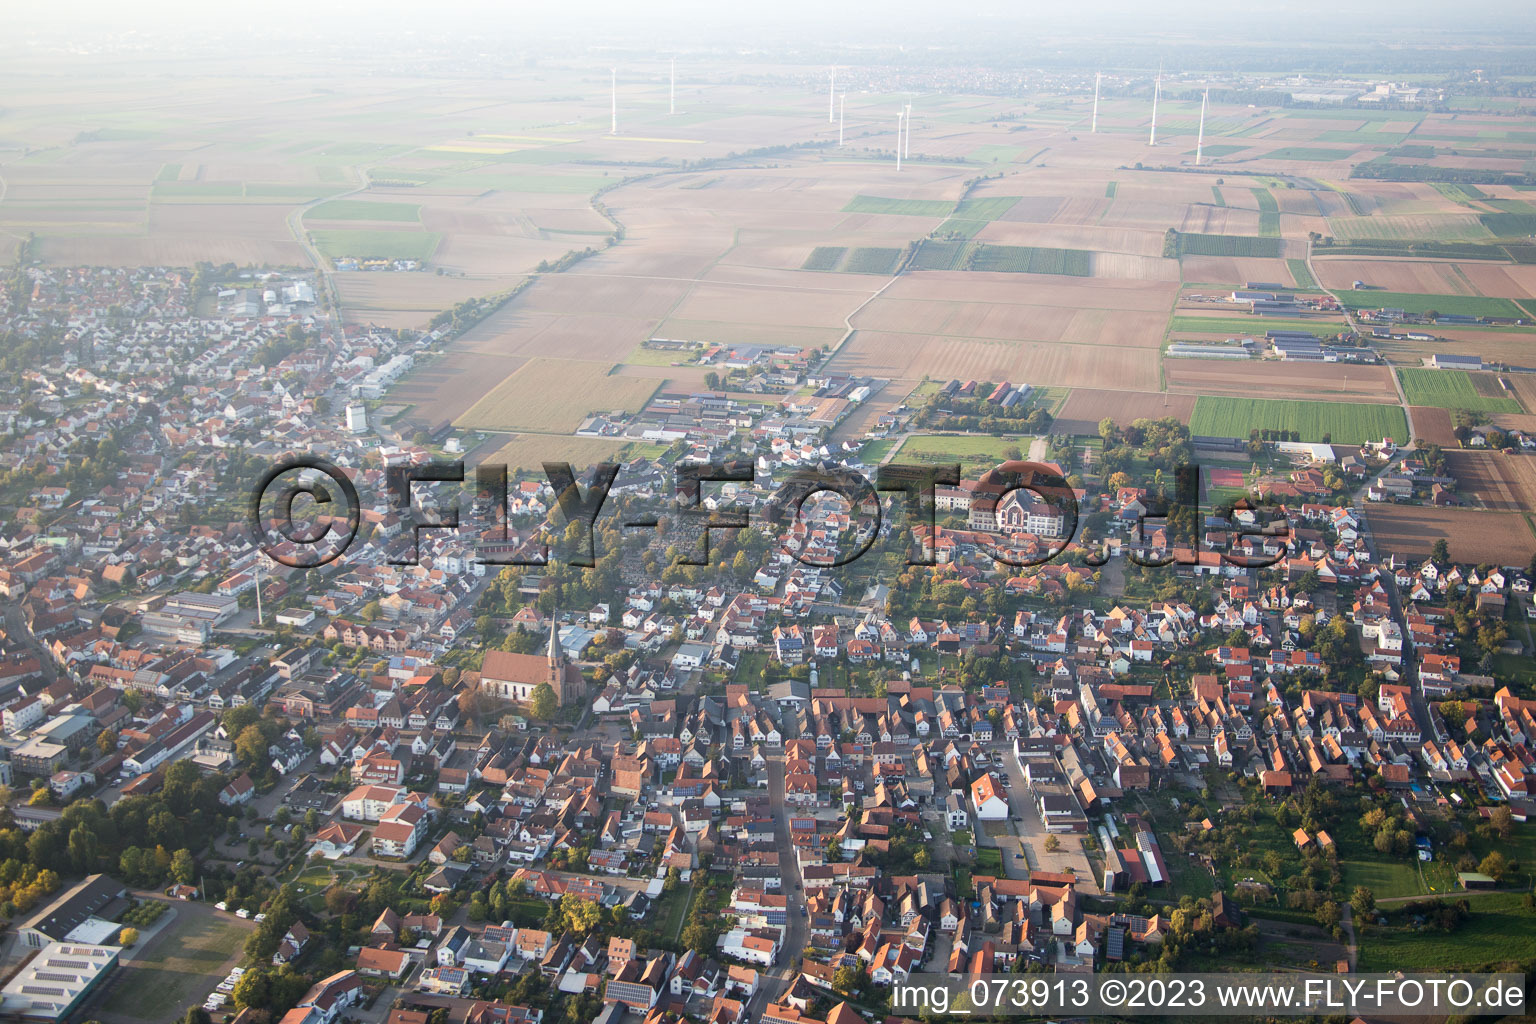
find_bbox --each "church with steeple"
[479,620,584,707]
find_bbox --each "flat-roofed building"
[17,874,129,949]
[0,942,118,1021]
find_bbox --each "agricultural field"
[1168,360,1400,404]
[1442,450,1536,513]
[1264,147,1357,161]
[1169,315,1341,340]
[1053,389,1196,434]
[1175,233,1284,258]
[472,433,637,473]
[1366,505,1536,565]
[842,195,954,217]
[305,199,421,221]
[1410,406,1460,447]
[1286,258,1317,288]
[309,229,441,261]
[1397,368,1524,413]
[1340,291,1532,320]
[455,358,660,433]
[934,196,1021,238]
[1189,396,1407,444]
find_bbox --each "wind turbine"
[1149,62,1162,146]
[1091,72,1102,133]
[896,110,904,171]
[829,66,836,123]
[611,68,618,136]
[839,93,846,146]
[904,102,912,158]
[1196,87,1209,165]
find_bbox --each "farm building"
[1166,343,1252,360]
[1430,353,1483,371]
[1271,337,1326,361]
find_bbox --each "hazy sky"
[9,0,1536,52]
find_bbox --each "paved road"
[1304,237,1414,441]
[747,754,807,1017]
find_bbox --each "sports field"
[1397,368,1524,413]
[95,908,253,1024]
[1190,396,1408,444]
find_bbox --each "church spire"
[547,617,561,669]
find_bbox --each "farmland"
[907,240,1093,276]
[1264,147,1357,161]
[1168,360,1401,404]
[1054,390,1197,434]
[1365,505,1536,565]
[843,195,953,217]
[1397,368,1524,413]
[1339,291,1532,320]
[1189,396,1407,444]
[1175,233,1284,258]
[455,359,661,434]
[1169,316,1340,339]
[1286,258,1317,288]
[305,199,421,221]
[472,433,638,473]
[309,229,440,261]
[1442,450,1536,513]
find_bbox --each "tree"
[118,926,139,947]
[180,1009,213,1024]
[530,683,558,721]
[1431,538,1450,563]
[1478,850,1507,881]
[832,965,862,994]
[235,724,268,766]
[1314,900,1341,931]
[1044,835,1061,852]
[1350,886,1375,920]
[171,849,196,885]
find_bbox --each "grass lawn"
[859,437,902,464]
[895,433,1032,471]
[1397,368,1523,413]
[1164,851,1217,899]
[1190,396,1407,444]
[976,847,1005,875]
[622,341,705,367]
[1357,893,1536,972]
[656,884,694,941]
[98,911,251,1023]
[1340,858,1424,899]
